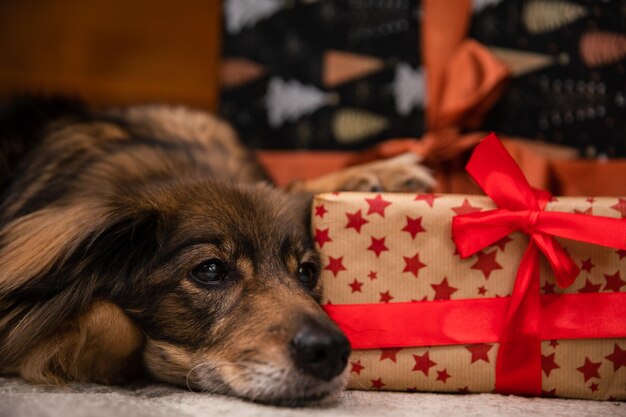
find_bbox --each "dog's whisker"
[187,358,274,394]
[185,362,212,392]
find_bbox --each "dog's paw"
[339,153,435,193]
[16,302,143,385]
[287,152,435,194]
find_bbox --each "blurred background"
[0,0,624,195]
[0,0,221,108]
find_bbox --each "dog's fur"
[0,97,433,404]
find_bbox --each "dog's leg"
[16,301,143,385]
[287,153,435,194]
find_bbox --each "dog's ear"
[286,191,314,230]
[75,207,164,297]
[0,202,162,369]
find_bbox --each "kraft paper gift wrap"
[312,191,626,400]
[311,135,626,400]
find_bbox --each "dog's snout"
[290,324,351,381]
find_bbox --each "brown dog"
[0,97,433,404]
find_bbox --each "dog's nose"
[290,325,351,381]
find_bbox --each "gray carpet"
[0,378,623,417]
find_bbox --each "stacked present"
[221,0,626,197]
[313,134,626,400]
[220,0,626,157]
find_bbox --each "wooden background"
[0,0,221,110]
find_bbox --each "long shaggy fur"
[0,96,269,378]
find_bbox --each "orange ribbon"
[352,0,510,168]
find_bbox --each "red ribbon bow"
[452,133,626,395]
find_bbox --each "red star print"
[379,291,394,303]
[603,271,626,292]
[617,249,626,260]
[350,360,365,375]
[314,204,328,218]
[325,256,347,277]
[493,236,513,251]
[402,216,426,239]
[477,286,487,295]
[466,344,493,363]
[541,389,557,397]
[549,340,559,348]
[605,343,626,371]
[578,279,602,293]
[541,282,556,295]
[371,378,385,389]
[589,382,599,392]
[587,197,595,204]
[431,277,458,300]
[576,357,602,382]
[414,193,440,207]
[580,258,595,273]
[349,279,363,293]
[541,353,560,377]
[574,207,593,215]
[412,352,437,376]
[367,236,389,257]
[451,199,483,215]
[610,198,626,218]
[365,194,392,217]
[345,209,369,233]
[314,228,332,248]
[457,386,470,394]
[367,271,378,280]
[436,368,451,383]
[380,348,402,363]
[471,250,502,279]
[402,252,427,278]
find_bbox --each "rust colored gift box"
[312,135,626,400]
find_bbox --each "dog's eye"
[191,259,228,286]
[297,262,318,288]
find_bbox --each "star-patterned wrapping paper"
[312,192,626,400]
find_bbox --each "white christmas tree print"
[265,77,335,127]
[394,63,426,116]
[332,108,389,145]
[472,0,503,13]
[523,0,587,35]
[490,47,564,77]
[224,0,283,34]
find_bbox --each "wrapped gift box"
[312,136,626,400]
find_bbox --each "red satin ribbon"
[452,133,626,395]
[323,133,626,396]
[324,292,626,348]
